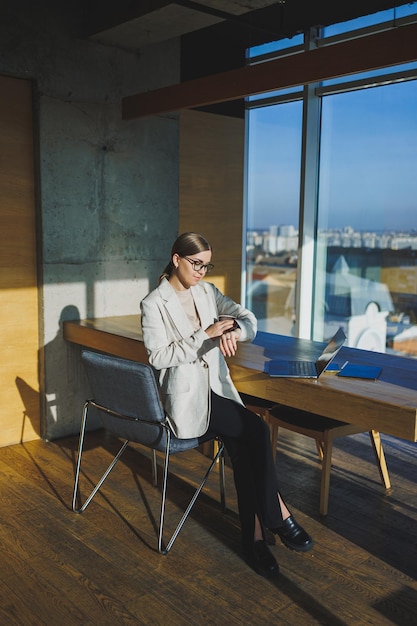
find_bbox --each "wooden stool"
[268,404,391,515]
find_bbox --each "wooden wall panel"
[179,110,244,303]
[0,75,40,445]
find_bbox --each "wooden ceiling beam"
[122,22,417,120]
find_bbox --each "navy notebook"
[337,363,382,380]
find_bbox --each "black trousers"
[203,391,286,548]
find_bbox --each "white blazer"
[140,278,257,438]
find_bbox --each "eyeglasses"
[182,256,214,273]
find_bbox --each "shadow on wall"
[15,375,41,440]
[15,305,99,441]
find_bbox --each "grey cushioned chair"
[72,350,225,554]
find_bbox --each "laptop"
[265,327,347,378]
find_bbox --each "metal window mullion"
[241,110,250,307]
[296,82,321,339]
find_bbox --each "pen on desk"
[340,360,349,371]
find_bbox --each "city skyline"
[247,224,417,254]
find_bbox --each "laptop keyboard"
[289,361,317,376]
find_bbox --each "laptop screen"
[315,327,347,376]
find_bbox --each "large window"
[315,80,417,353]
[244,5,417,358]
[245,101,302,335]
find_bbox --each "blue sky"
[319,79,417,231]
[247,6,417,233]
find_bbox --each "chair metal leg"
[151,449,158,487]
[208,438,226,511]
[158,438,225,555]
[73,405,226,554]
[72,400,129,513]
[210,438,226,511]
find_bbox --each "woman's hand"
[219,330,240,357]
[204,320,241,357]
[205,319,235,339]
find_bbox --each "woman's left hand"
[220,330,240,357]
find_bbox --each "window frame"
[243,8,417,342]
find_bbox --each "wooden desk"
[64,316,417,443]
[64,315,148,363]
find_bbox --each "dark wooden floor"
[0,426,416,625]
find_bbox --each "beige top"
[175,288,201,331]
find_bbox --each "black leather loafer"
[272,515,314,552]
[243,540,280,578]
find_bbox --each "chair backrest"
[81,350,167,449]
